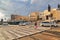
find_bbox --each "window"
[50,14,53,17]
[39,18,42,20]
[46,16,49,20]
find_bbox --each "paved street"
[0,25,50,40]
[17,27,60,40]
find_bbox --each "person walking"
[34,22,38,29]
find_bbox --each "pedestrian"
[34,22,38,29]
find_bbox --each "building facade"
[11,14,30,21]
[29,12,40,21]
[43,4,60,22]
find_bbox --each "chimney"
[58,4,60,10]
[48,4,51,12]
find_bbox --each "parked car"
[19,23,25,26]
[40,21,58,27]
[19,22,31,26]
[2,22,9,25]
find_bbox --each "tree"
[1,19,3,24]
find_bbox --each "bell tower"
[58,4,60,10]
[48,4,51,12]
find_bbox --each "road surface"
[0,25,50,40]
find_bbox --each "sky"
[0,0,60,20]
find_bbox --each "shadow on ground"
[42,30,60,38]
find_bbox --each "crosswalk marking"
[7,30,25,38]
[0,25,50,40]
[2,31,17,40]
[11,29,30,35]
[17,27,41,33]
[10,26,34,34]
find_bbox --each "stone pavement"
[17,27,60,40]
[0,25,50,40]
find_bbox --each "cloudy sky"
[0,0,60,20]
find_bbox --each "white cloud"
[16,0,28,2]
[0,11,9,21]
[31,0,34,4]
[31,0,37,4]
[0,12,5,19]
[0,0,60,17]
[21,0,28,2]
[1,0,11,6]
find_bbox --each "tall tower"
[48,4,51,12]
[58,4,60,10]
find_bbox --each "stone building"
[29,12,39,21]
[43,4,52,22]
[11,14,30,21]
[43,4,60,22]
[11,14,23,21]
[28,12,44,22]
[51,5,60,21]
